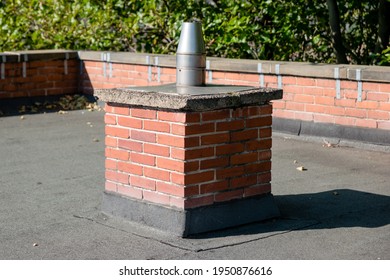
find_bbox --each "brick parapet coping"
[1,50,389,143]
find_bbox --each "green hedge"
[0,0,388,65]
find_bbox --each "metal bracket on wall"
[101,52,112,78]
[101,53,107,78]
[206,60,212,83]
[154,57,160,83]
[275,64,282,89]
[356,69,362,102]
[334,67,341,99]
[64,53,69,75]
[1,55,6,79]
[22,54,28,78]
[146,56,152,82]
[257,63,264,87]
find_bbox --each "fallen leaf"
[296,166,307,171]
[322,138,340,148]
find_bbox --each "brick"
[215,189,243,203]
[302,87,323,96]
[105,147,129,161]
[379,102,390,111]
[313,114,335,124]
[244,161,272,174]
[105,181,117,192]
[117,139,143,152]
[202,109,230,121]
[216,120,245,131]
[216,143,244,155]
[156,157,184,172]
[230,175,257,189]
[131,153,155,166]
[286,102,306,111]
[158,111,200,123]
[144,120,170,132]
[171,170,214,185]
[105,136,117,147]
[169,196,185,209]
[131,108,157,119]
[117,161,143,175]
[324,106,345,116]
[200,157,229,170]
[117,116,142,129]
[315,96,335,105]
[345,108,367,118]
[156,181,184,197]
[200,181,229,194]
[246,116,272,128]
[105,126,129,138]
[216,166,245,179]
[144,167,170,181]
[111,105,130,115]
[231,129,258,142]
[356,101,379,109]
[378,121,390,130]
[183,147,215,160]
[143,190,170,206]
[316,79,335,88]
[105,170,129,184]
[117,185,142,199]
[379,83,390,93]
[131,130,156,143]
[144,143,170,157]
[157,134,199,148]
[257,172,272,184]
[230,152,258,165]
[244,184,271,197]
[334,116,356,126]
[232,106,270,118]
[130,176,156,190]
[341,81,357,90]
[258,150,272,161]
[367,110,389,120]
[184,195,214,209]
[296,77,316,87]
[172,123,215,136]
[283,76,297,85]
[105,159,117,170]
[201,133,230,145]
[293,94,315,103]
[366,92,389,102]
[354,118,378,128]
[334,98,356,108]
[259,127,272,138]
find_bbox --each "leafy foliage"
[0,0,388,65]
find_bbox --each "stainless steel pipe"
[176,21,206,88]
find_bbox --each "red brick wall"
[104,103,272,210]
[81,58,390,132]
[0,51,79,99]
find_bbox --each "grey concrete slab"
[0,110,389,259]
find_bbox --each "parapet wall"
[79,51,390,144]
[0,50,79,99]
[1,50,389,144]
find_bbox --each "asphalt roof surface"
[1,109,389,259]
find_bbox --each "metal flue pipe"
[176,21,206,88]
